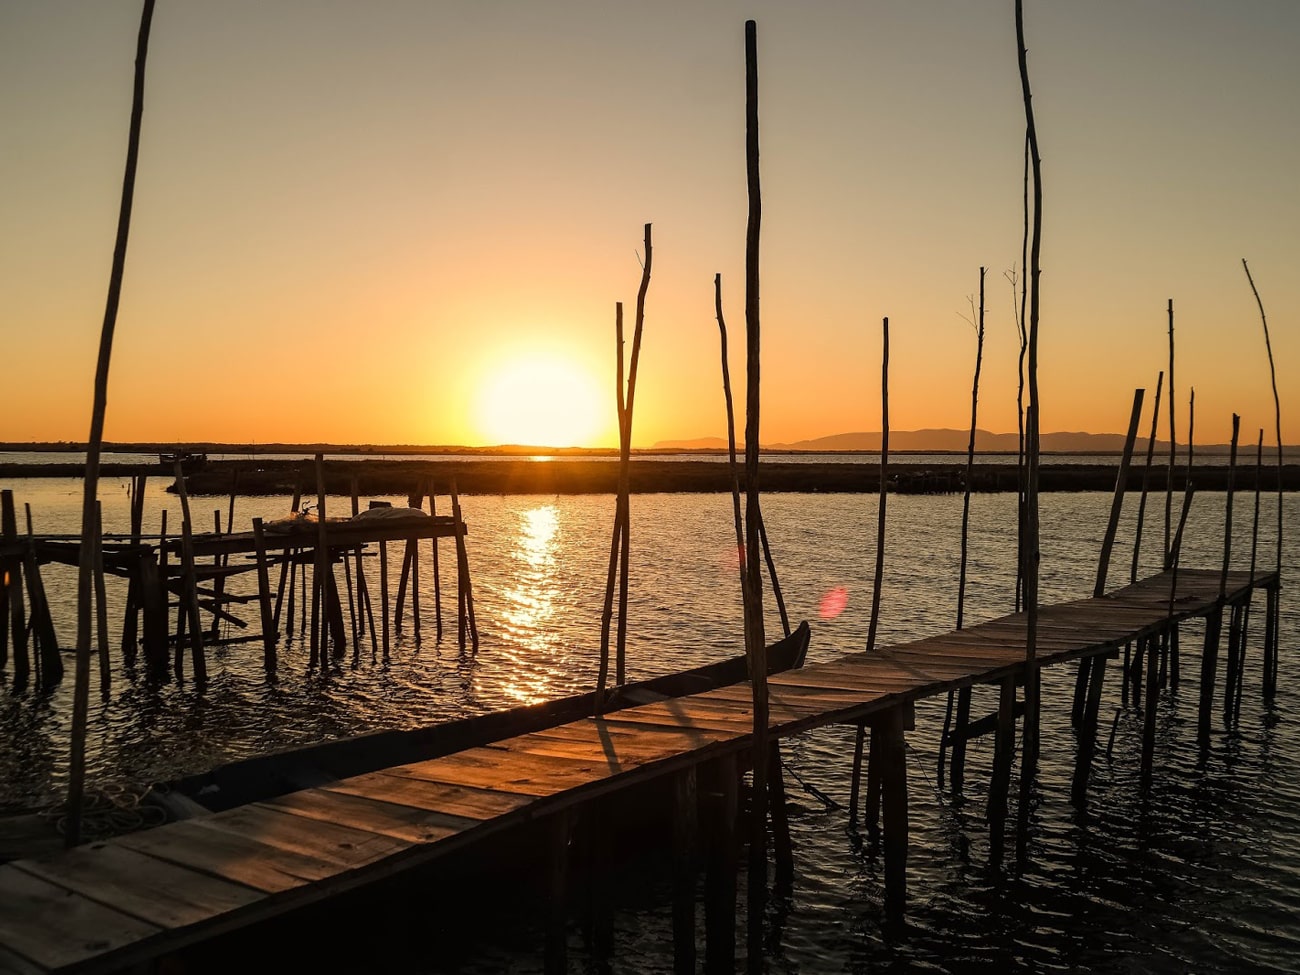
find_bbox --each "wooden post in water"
[252,518,277,673]
[1140,633,1160,792]
[1242,431,1263,712]
[848,725,866,827]
[429,491,443,641]
[940,271,984,792]
[1242,260,1283,703]
[24,505,61,689]
[704,753,738,973]
[863,729,883,836]
[1197,415,1238,744]
[450,480,478,651]
[1071,652,1109,806]
[1131,373,1164,584]
[2,491,30,689]
[379,536,391,658]
[673,766,698,975]
[867,320,889,654]
[93,502,110,695]
[121,473,147,665]
[880,704,910,919]
[1014,0,1045,857]
[310,454,328,669]
[1164,300,1177,566]
[988,672,1017,866]
[65,0,156,847]
[173,463,206,685]
[545,809,571,975]
[1075,387,1144,725]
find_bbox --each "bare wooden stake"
[867,318,889,653]
[252,517,277,674]
[93,502,110,695]
[1076,387,1144,725]
[66,0,156,848]
[741,24,771,969]
[1164,299,1177,566]
[673,766,698,974]
[1131,372,1164,583]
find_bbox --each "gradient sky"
[2,1,1296,448]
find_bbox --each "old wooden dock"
[0,566,1279,974]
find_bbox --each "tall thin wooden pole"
[1241,261,1283,590]
[596,302,625,710]
[957,270,985,631]
[1131,371,1164,583]
[1092,391,1144,594]
[1164,300,1176,566]
[66,0,156,848]
[742,22,769,970]
[1014,137,1029,614]
[717,274,749,612]
[866,318,889,653]
[616,224,652,686]
[1014,0,1045,852]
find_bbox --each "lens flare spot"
[820,586,849,620]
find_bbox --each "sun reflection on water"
[499,504,565,705]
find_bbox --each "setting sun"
[474,355,609,447]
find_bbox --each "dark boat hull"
[158,621,811,813]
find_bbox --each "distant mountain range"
[653,429,1265,454]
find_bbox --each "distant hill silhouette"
[654,429,1252,454]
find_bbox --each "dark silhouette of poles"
[66,0,156,848]
[1242,260,1283,701]
[740,21,771,969]
[596,224,652,709]
[1014,0,1045,857]
[940,268,984,792]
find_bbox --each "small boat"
[152,621,811,815]
[158,450,207,472]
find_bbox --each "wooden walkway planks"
[0,568,1274,975]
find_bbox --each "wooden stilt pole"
[1198,608,1223,748]
[173,465,206,685]
[93,502,110,695]
[848,724,866,828]
[768,743,793,890]
[429,491,443,641]
[863,729,883,837]
[252,518,277,674]
[673,766,698,975]
[451,481,478,650]
[950,686,972,794]
[1141,633,1160,791]
[1072,654,1108,806]
[65,0,156,848]
[988,673,1016,866]
[1076,387,1144,725]
[1,491,29,689]
[25,505,62,688]
[704,754,738,974]
[545,810,570,975]
[1223,602,1244,728]
[379,539,390,658]
[880,705,909,919]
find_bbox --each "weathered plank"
[13,843,262,931]
[0,868,161,972]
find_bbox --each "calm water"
[0,476,1296,973]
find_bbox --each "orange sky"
[1,2,1296,448]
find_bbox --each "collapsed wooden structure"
[0,472,480,694]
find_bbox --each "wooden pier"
[0,476,480,694]
[0,565,1279,975]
